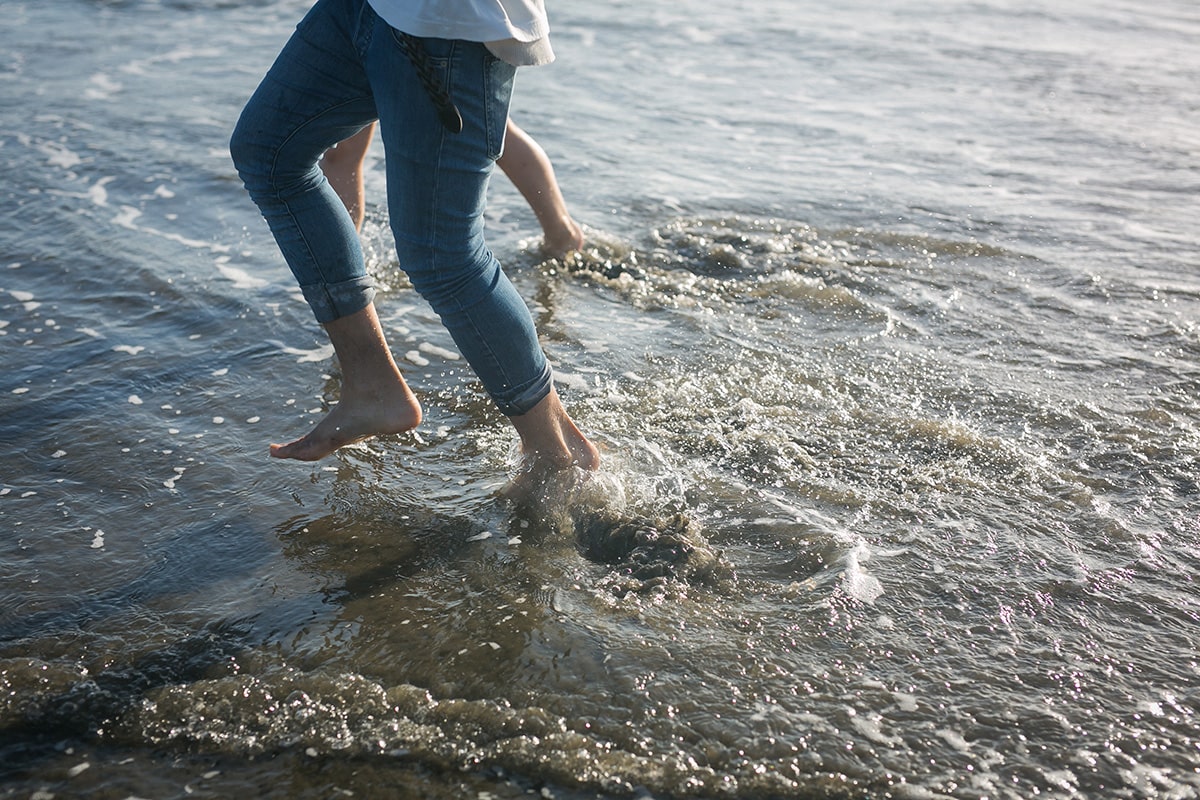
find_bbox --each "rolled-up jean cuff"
[301,276,377,324]
[495,362,554,417]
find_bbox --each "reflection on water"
[4,0,1200,797]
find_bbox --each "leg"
[321,122,377,232]
[366,31,596,472]
[497,120,583,258]
[231,0,415,459]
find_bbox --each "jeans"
[230,0,552,416]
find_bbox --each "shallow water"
[3,0,1200,798]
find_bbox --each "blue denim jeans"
[230,0,552,416]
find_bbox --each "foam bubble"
[936,728,971,752]
[849,713,902,746]
[39,141,83,169]
[268,340,334,364]
[88,176,115,207]
[842,542,884,603]
[84,73,123,100]
[417,342,460,361]
[113,206,142,228]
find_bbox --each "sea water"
[2,0,1199,797]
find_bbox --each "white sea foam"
[841,541,884,603]
[163,466,185,490]
[849,712,902,747]
[84,73,123,100]
[551,371,590,392]
[266,340,334,364]
[404,350,430,367]
[113,206,141,229]
[417,342,460,360]
[39,141,83,169]
[88,176,115,207]
[120,45,224,76]
[113,206,231,253]
[936,728,971,752]
[892,691,919,712]
[215,257,268,289]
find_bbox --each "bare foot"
[270,382,422,461]
[269,304,422,461]
[540,217,585,260]
[505,386,599,488]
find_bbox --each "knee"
[230,115,322,200]
[229,112,266,190]
[396,240,496,311]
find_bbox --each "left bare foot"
[270,381,422,461]
[269,303,422,461]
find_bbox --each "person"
[321,118,584,258]
[229,0,599,478]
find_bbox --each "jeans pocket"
[388,28,456,126]
[482,50,516,160]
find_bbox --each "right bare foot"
[506,386,599,477]
[270,382,422,461]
